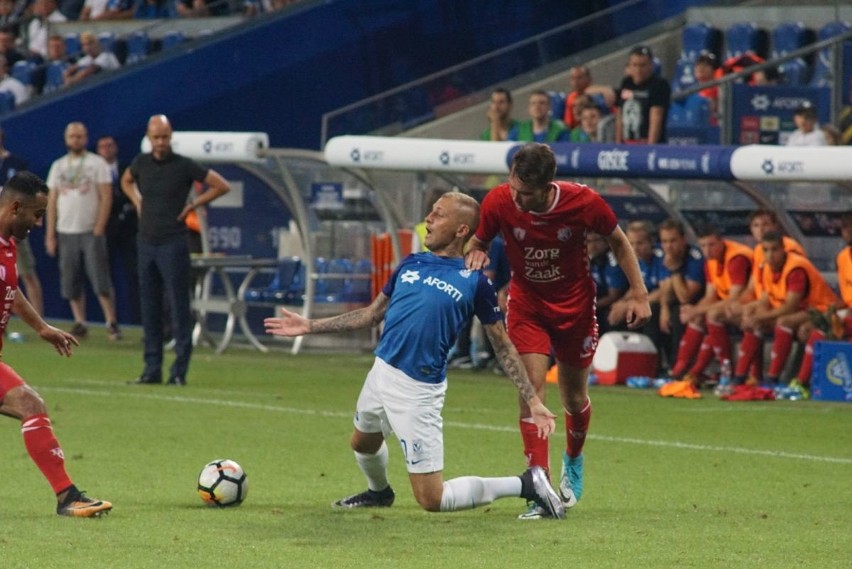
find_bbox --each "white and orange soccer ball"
[197,459,249,507]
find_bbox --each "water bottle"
[626,376,650,388]
[715,359,732,397]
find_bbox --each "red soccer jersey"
[0,236,18,352]
[477,181,618,319]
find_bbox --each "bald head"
[148,114,171,130]
[441,192,480,239]
[64,121,88,154]
[147,114,173,159]
[423,192,481,256]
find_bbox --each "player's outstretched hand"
[39,326,79,357]
[464,249,490,271]
[264,308,311,337]
[528,400,556,439]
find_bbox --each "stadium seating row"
[244,256,373,305]
[673,20,851,92]
[5,29,197,101]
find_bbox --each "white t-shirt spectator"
[83,0,109,18]
[0,74,29,105]
[76,51,121,72]
[27,10,67,57]
[785,128,827,147]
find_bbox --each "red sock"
[520,418,549,474]
[735,331,761,377]
[671,325,705,377]
[21,414,73,494]
[564,398,591,458]
[768,326,794,379]
[750,342,764,381]
[797,329,826,384]
[688,338,716,377]
[707,322,732,364]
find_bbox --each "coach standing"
[121,115,230,386]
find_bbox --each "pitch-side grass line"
[39,385,852,466]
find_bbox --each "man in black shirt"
[121,114,229,386]
[615,45,671,144]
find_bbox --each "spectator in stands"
[0,26,23,65]
[717,51,765,85]
[0,126,43,316]
[786,102,826,146]
[59,0,84,19]
[62,31,121,87]
[32,34,75,93]
[693,51,719,124]
[657,218,705,372]
[45,121,121,341]
[669,223,752,385]
[134,0,177,19]
[80,0,110,19]
[0,53,28,105]
[176,0,229,17]
[562,65,614,129]
[615,45,671,144]
[569,103,602,143]
[821,123,841,146]
[508,90,569,143]
[734,231,837,386]
[751,65,781,86]
[95,0,135,19]
[479,88,517,142]
[27,0,66,59]
[792,210,852,395]
[0,0,21,30]
[100,135,139,323]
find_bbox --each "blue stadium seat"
[11,60,35,86]
[681,23,722,61]
[160,30,186,50]
[43,61,68,93]
[346,259,372,303]
[772,21,812,57]
[98,32,117,54]
[672,59,696,92]
[779,58,810,85]
[0,91,14,115]
[126,31,151,65]
[64,33,81,57]
[321,258,353,303]
[254,257,304,304]
[684,93,711,125]
[668,94,711,127]
[809,21,851,87]
[725,22,768,59]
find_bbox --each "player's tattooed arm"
[483,322,536,403]
[310,293,390,333]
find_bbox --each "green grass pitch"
[0,323,850,569]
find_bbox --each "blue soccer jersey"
[376,253,501,384]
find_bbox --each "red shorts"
[506,302,599,368]
[0,361,25,402]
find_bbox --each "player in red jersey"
[0,172,112,517]
[465,143,651,518]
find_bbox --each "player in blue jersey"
[265,192,565,518]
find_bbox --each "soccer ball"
[197,459,249,507]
